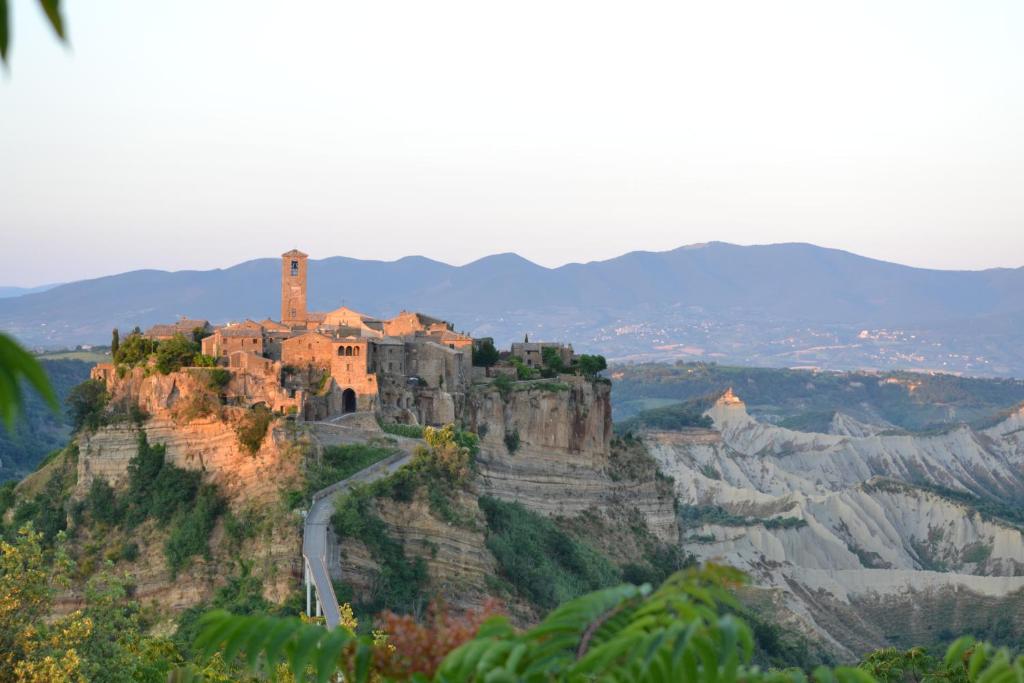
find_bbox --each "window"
[290,260,299,276]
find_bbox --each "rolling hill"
[2,242,1022,375]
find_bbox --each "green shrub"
[120,541,139,562]
[492,374,513,400]
[575,354,607,377]
[164,484,225,576]
[542,346,566,373]
[66,379,109,431]
[510,357,534,380]
[377,420,424,439]
[504,429,520,454]
[678,504,807,530]
[236,405,273,454]
[472,338,499,367]
[332,486,428,614]
[113,332,157,367]
[478,495,620,609]
[86,478,123,526]
[112,432,226,573]
[699,463,722,480]
[154,334,200,374]
[305,443,396,499]
[191,353,216,368]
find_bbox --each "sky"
[2,0,1023,287]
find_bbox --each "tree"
[576,353,607,377]
[154,334,199,374]
[0,0,66,67]
[113,332,156,368]
[66,378,109,431]
[471,339,499,368]
[416,424,474,484]
[541,346,566,374]
[110,329,119,356]
[195,563,1024,683]
[0,333,58,431]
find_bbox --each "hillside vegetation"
[612,361,1024,431]
[0,358,93,481]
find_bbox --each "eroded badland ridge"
[10,247,1024,663]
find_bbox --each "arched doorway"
[342,388,357,414]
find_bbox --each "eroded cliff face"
[71,368,305,615]
[331,377,680,618]
[463,378,675,544]
[647,392,1024,659]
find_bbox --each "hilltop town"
[92,249,589,428]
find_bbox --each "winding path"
[301,421,417,629]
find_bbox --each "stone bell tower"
[281,249,308,326]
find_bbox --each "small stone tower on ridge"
[281,249,308,326]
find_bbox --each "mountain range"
[3,242,1022,376]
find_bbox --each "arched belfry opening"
[342,388,357,414]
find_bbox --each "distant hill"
[0,359,93,481]
[0,283,62,298]
[2,242,1022,375]
[611,362,1024,431]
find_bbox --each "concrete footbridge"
[301,419,419,629]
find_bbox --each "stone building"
[511,341,574,369]
[186,249,476,426]
[145,318,212,341]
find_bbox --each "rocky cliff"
[67,367,306,615]
[646,391,1024,659]
[330,377,680,619]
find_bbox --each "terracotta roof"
[220,328,262,338]
[282,249,308,258]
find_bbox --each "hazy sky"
[2,1,1023,286]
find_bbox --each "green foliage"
[305,443,397,501]
[542,346,566,373]
[0,1,67,65]
[192,353,218,368]
[192,609,372,683]
[510,356,535,380]
[113,332,157,368]
[154,333,200,374]
[679,504,808,530]
[66,378,109,431]
[440,565,837,681]
[0,332,58,431]
[331,485,429,614]
[110,328,120,356]
[209,367,231,388]
[615,395,716,434]
[0,358,92,481]
[575,353,608,377]
[102,432,227,574]
[883,479,1024,531]
[164,485,226,576]
[0,480,14,517]
[478,495,621,609]
[472,338,500,367]
[236,404,273,454]
[378,420,425,439]
[491,373,513,399]
[503,428,520,454]
[962,542,992,564]
[12,465,71,544]
[85,477,123,526]
[700,463,722,480]
[174,563,273,659]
